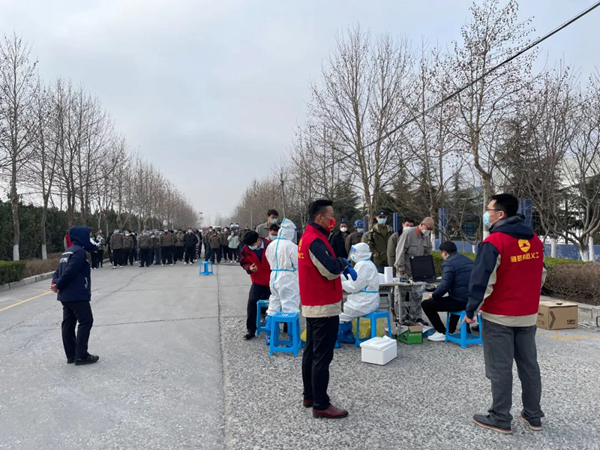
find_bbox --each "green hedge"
[0,261,26,285]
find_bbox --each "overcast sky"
[1,0,598,223]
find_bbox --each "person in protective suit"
[51,226,100,366]
[339,243,380,323]
[265,218,300,317]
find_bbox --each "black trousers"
[113,248,123,266]
[128,249,135,265]
[302,316,340,411]
[221,245,229,261]
[170,246,177,264]
[61,301,94,360]
[91,252,100,269]
[483,319,544,427]
[176,246,184,261]
[421,297,469,334]
[139,248,151,267]
[184,246,195,263]
[246,283,271,334]
[230,247,239,261]
[161,247,172,264]
[98,249,104,267]
[211,245,222,264]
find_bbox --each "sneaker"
[112,266,116,270]
[520,414,542,431]
[170,263,173,266]
[472,414,512,434]
[427,331,446,342]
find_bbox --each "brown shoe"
[303,399,313,408]
[312,404,348,419]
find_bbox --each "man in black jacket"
[328,219,349,259]
[421,241,474,342]
[51,226,100,366]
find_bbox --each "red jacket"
[298,223,344,307]
[467,217,545,319]
[240,238,271,286]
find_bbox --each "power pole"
[280,171,287,218]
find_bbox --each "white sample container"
[359,336,398,365]
[383,266,393,283]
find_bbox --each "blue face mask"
[357,228,364,233]
[483,212,493,228]
[377,219,387,225]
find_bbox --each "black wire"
[363,0,600,149]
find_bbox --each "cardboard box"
[360,336,398,365]
[537,301,578,330]
[397,325,423,344]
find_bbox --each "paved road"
[1,262,600,450]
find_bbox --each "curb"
[0,258,110,293]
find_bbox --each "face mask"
[340,227,348,233]
[269,235,277,241]
[357,228,364,234]
[164,230,168,233]
[325,218,336,232]
[483,212,493,228]
[249,244,259,250]
[421,229,431,237]
[377,218,387,225]
[270,218,278,225]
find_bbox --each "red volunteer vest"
[482,232,544,317]
[298,224,343,307]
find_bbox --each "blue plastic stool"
[256,300,269,336]
[269,312,301,357]
[445,311,483,348]
[199,261,213,276]
[355,310,392,347]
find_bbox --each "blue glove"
[343,265,358,281]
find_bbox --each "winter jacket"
[218,232,229,247]
[345,231,363,254]
[228,234,240,249]
[387,232,400,267]
[110,233,124,250]
[139,235,152,249]
[239,238,271,286]
[184,232,198,247]
[159,233,172,247]
[298,223,348,318]
[151,234,160,248]
[364,224,393,266]
[123,235,133,249]
[432,253,474,303]
[209,234,221,249]
[175,232,185,247]
[466,216,546,327]
[52,226,96,302]
[329,230,348,259]
[394,227,432,276]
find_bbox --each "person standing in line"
[151,230,160,265]
[209,230,222,264]
[110,229,124,269]
[184,229,198,265]
[175,229,185,262]
[363,211,393,273]
[51,226,100,366]
[329,219,349,259]
[169,229,178,265]
[345,220,365,255]
[256,209,279,239]
[160,228,172,265]
[95,230,105,268]
[239,231,272,340]
[299,199,356,419]
[204,228,213,262]
[195,229,203,261]
[466,193,546,434]
[122,231,132,266]
[139,230,152,268]
[387,217,414,271]
[228,229,240,263]
[219,227,231,263]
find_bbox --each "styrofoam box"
[360,336,398,365]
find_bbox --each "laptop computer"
[409,255,438,283]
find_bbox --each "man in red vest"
[299,199,356,419]
[240,231,272,340]
[466,193,546,434]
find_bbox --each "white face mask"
[340,227,348,233]
[422,228,431,237]
[270,218,278,225]
[269,235,277,241]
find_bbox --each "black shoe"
[244,333,255,340]
[67,358,75,364]
[473,414,512,434]
[520,413,542,431]
[75,354,100,366]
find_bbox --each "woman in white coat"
[340,243,380,322]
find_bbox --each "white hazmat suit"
[265,218,300,316]
[340,243,380,322]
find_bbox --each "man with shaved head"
[394,217,435,278]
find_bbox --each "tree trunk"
[550,238,557,259]
[589,236,596,263]
[10,173,20,261]
[41,202,48,260]
[481,175,492,239]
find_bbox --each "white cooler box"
[359,336,397,365]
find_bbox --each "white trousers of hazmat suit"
[340,243,380,322]
[265,219,300,316]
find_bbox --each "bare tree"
[0,34,38,260]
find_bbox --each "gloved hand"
[343,265,358,281]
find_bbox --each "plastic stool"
[199,261,213,276]
[445,311,483,348]
[256,300,269,336]
[269,312,301,357]
[355,310,392,347]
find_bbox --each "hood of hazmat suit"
[265,218,300,315]
[341,243,380,321]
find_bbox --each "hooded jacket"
[52,226,95,302]
[466,216,546,326]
